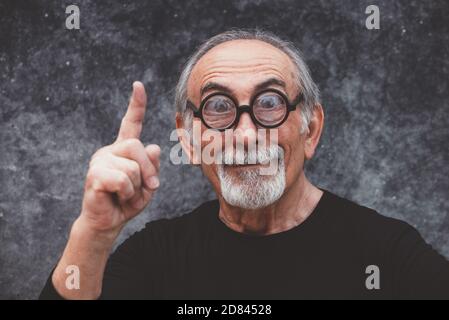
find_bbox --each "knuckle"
[91,180,102,192]
[86,166,98,179]
[89,154,111,169]
[116,172,130,189]
[124,138,143,150]
[128,161,141,180]
[90,147,112,167]
[89,155,102,168]
[86,168,101,189]
[92,146,109,159]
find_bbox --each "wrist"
[71,215,121,251]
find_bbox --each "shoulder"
[318,189,438,268]
[320,189,418,244]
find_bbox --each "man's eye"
[256,95,284,109]
[260,99,276,109]
[204,97,234,114]
[214,101,232,112]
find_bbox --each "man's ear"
[304,104,324,161]
[175,112,199,165]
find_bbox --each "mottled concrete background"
[0,0,448,299]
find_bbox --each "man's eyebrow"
[254,77,287,92]
[200,82,232,96]
[200,77,287,97]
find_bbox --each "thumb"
[145,144,161,172]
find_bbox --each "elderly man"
[40,30,449,299]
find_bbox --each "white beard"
[217,145,286,209]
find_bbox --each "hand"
[79,81,160,235]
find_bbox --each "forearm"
[51,216,120,300]
[42,82,158,299]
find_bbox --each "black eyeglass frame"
[186,88,304,131]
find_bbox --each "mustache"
[219,145,284,166]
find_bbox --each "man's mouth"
[224,163,261,168]
[223,161,271,169]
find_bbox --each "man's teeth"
[224,160,271,166]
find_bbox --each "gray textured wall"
[0,0,448,299]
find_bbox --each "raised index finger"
[117,81,147,142]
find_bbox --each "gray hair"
[174,28,320,134]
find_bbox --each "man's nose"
[234,112,258,147]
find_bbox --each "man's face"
[186,39,309,209]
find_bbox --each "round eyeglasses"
[186,89,304,131]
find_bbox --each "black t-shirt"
[40,189,449,299]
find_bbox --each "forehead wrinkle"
[197,67,295,102]
[188,42,297,102]
[197,61,291,89]
[198,56,290,74]
[200,66,287,86]
[195,73,287,104]
[201,63,288,77]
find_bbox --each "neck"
[217,172,323,235]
